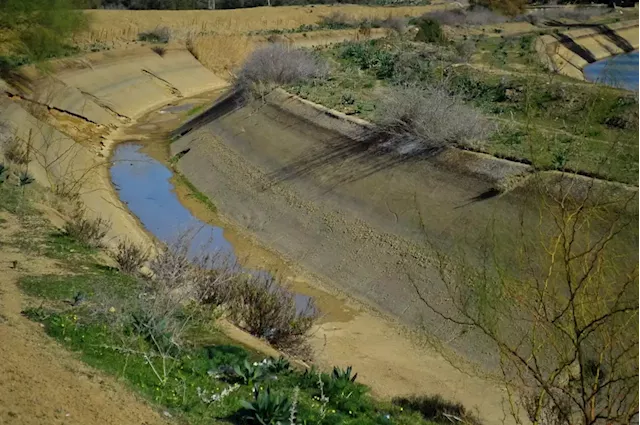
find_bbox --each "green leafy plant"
[0,0,86,64]
[231,359,267,385]
[340,41,395,79]
[267,356,291,374]
[241,386,292,425]
[332,366,358,384]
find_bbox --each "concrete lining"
[536,19,639,80]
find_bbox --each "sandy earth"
[0,213,170,425]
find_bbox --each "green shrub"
[230,359,268,385]
[138,26,171,43]
[415,19,445,44]
[0,0,86,64]
[319,11,356,29]
[340,41,395,79]
[0,163,10,185]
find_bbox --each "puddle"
[110,143,314,314]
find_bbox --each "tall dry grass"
[79,4,447,44]
[70,5,449,76]
[188,34,256,75]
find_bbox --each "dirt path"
[0,213,170,425]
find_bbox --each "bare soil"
[0,212,170,425]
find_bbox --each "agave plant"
[18,171,34,186]
[232,359,267,385]
[267,356,291,374]
[241,386,292,425]
[332,366,357,384]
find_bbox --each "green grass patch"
[22,306,435,425]
[19,267,137,302]
[0,184,37,215]
[9,229,99,266]
[187,105,205,116]
[290,37,639,184]
[11,184,444,425]
[173,171,217,213]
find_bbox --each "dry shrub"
[2,137,29,165]
[319,11,355,29]
[421,6,506,26]
[374,85,490,151]
[226,273,318,355]
[147,237,318,355]
[236,44,329,90]
[380,16,408,34]
[188,34,256,75]
[111,239,149,274]
[392,395,481,425]
[148,237,237,305]
[63,206,111,248]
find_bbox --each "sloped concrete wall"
[536,20,639,80]
[0,47,228,246]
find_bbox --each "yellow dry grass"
[188,34,256,75]
[79,4,447,43]
[72,4,449,75]
[188,27,389,74]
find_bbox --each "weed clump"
[374,85,490,151]
[138,26,170,44]
[2,138,29,165]
[236,44,329,91]
[393,394,482,425]
[63,207,111,248]
[111,239,149,274]
[319,11,355,29]
[414,19,446,44]
[420,7,506,27]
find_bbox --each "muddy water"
[109,99,355,322]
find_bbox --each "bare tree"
[414,174,639,425]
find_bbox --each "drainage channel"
[110,142,314,314]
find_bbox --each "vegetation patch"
[138,26,171,43]
[172,171,217,213]
[287,36,639,184]
[236,44,329,94]
[0,0,86,67]
[10,190,451,425]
